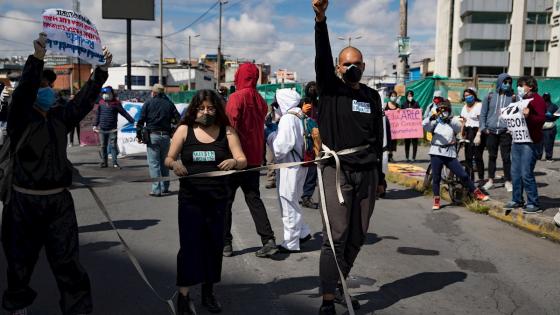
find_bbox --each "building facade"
[435,0,560,78]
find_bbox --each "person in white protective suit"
[268,88,312,253]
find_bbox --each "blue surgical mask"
[501,83,511,91]
[36,87,56,112]
[465,95,475,104]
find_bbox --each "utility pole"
[338,36,362,47]
[397,0,408,85]
[159,0,164,85]
[188,34,200,90]
[217,0,227,87]
[73,0,82,91]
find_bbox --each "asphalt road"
[1,147,559,315]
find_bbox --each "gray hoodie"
[480,73,514,133]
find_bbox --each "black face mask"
[195,114,216,126]
[343,64,363,84]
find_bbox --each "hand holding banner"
[42,8,105,65]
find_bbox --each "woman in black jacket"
[401,90,421,162]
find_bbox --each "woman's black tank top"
[179,125,231,198]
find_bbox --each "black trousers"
[404,138,418,160]
[485,132,512,181]
[1,190,92,314]
[224,170,275,245]
[302,165,318,198]
[464,127,485,181]
[319,166,378,295]
[177,193,227,287]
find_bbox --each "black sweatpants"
[486,132,512,181]
[177,193,227,286]
[464,127,485,181]
[1,190,92,314]
[224,170,275,246]
[319,166,378,295]
[404,138,418,160]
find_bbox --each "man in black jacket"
[136,84,180,196]
[2,33,112,315]
[94,86,135,168]
[312,1,386,314]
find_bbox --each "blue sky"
[0,0,436,81]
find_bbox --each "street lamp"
[188,34,200,91]
[338,35,362,47]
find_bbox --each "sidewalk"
[386,143,560,243]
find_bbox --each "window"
[465,12,510,24]
[149,76,167,86]
[464,40,508,51]
[125,75,146,86]
[525,40,549,52]
[523,67,548,77]
[476,67,507,76]
[527,13,551,25]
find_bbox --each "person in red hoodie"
[504,76,546,213]
[223,63,278,258]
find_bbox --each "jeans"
[430,155,476,197]
[485,132,512,181]
[146,133,170,194]
[404,138,418,160]
[537,126,557,160]
[511,142,540,207]
[99,131,118,164]
[302,165,317,198]
[224,170,275,246]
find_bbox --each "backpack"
[0,127,30,204]
[289,112,321,166]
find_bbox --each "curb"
[386,168,560,243]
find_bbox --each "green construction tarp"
[403,77,436,112]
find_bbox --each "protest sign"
[501,99,532,143]
[42,9,105,65]
[386,108,423,140]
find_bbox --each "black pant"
[1,190,92,314]
[177,193,227,287]
[68,125,80,145]
[464,127,485,181]
[404,138,418,160]
[319,166,378,295]
[224,170,275,246]
[431,155,476,196]
[485,132,512,181]
[302,165,317,198]
[537,126,557,160]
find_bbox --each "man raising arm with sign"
[313,1,385,314]
[2,33,112,315]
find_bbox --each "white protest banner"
[42,9,105,65]
[500,99,532,143]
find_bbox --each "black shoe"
[301,197,319,209]
[177,293,196,315]
[334,285,360,310]
[202,286,222,313]
[318,304,336,315]
[255,239,278,258]
[276,245,300,254]
[300,234,312,244]
[223,244,233,257]
[149,192,162,197]
[113,163,120,169]
[99,162,108,168]
[265,182,276,189]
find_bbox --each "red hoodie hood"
[235,63,260,90]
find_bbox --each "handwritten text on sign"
[385,108,423,140]
[42,9,104,65]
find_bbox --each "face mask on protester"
[407,96,413,102]
[35,87,56,112]
[342,64,363,84]
[517,86,525,98]
[195,114,216,126]
[102,93,111,101]
[390,96,397,102]
[465,95,475,104]
[501,82,511,91]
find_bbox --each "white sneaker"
[483,180,494,191]
[505,181,513,192]
[554,210,560,227]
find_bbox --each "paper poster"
[500,99,533,143]
[42,8,105,65]
[385,108,424,140]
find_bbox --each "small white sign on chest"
[352,100,371,114]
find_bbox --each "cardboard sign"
[43,9,105,65]
[385,108,423,140]
[501,99,532,143]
